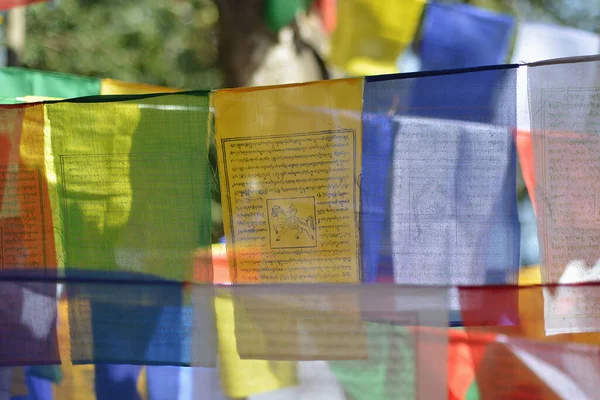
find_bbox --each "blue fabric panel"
[63,270,215,366]
[419,3,515,71]
[361,65,519,326]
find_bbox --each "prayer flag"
[330,0,425,76]
[1,105,57,272]
[473,333,600,399]
[214,290,299,398]
[527,56,600,334]
[362,66,519,325]
[44,93,212,282]
[511,23,600,132]
[229,283,449,399]
[0,67,101,101]
[0,67,179,104]
[0,0,45,10]
[54,298,150,400]
[211,242,299,399]
[0,274,59,366]
[419,3,515,71]
[4,93,217,366]
[516,129,536,213]
[99,79,179,95]
[0,104,59,365]
[43,93,215,364]
[214,78,363,284]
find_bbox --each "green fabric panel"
[0,67,101,100]
[263,0,314,32]
[465,380,481,400]
[328,323,416,400]
[46,92,212,282]
[0,96,23,104]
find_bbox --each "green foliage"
[23,0,222,90]
[24,0,225,241]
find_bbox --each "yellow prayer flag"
[330,0,426,76]
[15,104,59,271]
[215,292,298,398]
[100,79,180,95]
[22,96,61,103]
[213,78,364,283]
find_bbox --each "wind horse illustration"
[271,204,315,241]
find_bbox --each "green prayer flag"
[263,0,314,32]
[45,92,212,282]
[329,323,416,400]
[0,67,101,101]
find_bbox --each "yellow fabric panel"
[329,0,425,76]
[23,96,61,102]
[213,243,298,398]
[20,97,64,270]
[215,293,298,398]
[517,265,541,285]
[214,78,364,283]
[100,79,180,95]
[18,104,60,270]
[44,101,138,273]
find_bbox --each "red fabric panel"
[0,0,45,10]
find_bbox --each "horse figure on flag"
[271,204,315,241]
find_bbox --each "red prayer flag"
[0,0,45,10]
[315,0,337,33]
[516,129,536,214]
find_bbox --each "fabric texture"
[0,67,178,104]
[45,93,212,282]
[99,79,179,95]
[0,106,59,366]
[511,22,600,131]
[419,3,515,71]
[527,57,600,335]
[361,66,519,321]
[0,67,101,101]
[214,79,363,284]
[2,56,600,400]
[5,93,215,366]
[330,0,425,76]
